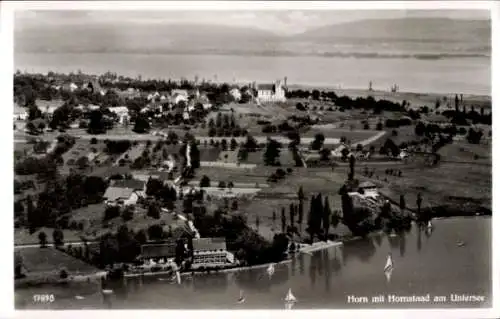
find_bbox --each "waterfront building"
[139,241,177,264]
[192,237,230,266]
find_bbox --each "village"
[13,71,492,286]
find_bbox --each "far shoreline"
[13,67,491,100]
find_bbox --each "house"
[139,241,177,264]
[192,237,231,266]
[13,103,28,121]
[103,179,146,206]
[171,93,188,105]
[358,181,379,198]
[230,88,242,102]
[256,78,287,103]
[108,106,130,125]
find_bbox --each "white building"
[108,106,130,125]
[230,88,242,102]
[103,179,146,206]
[192,238,231,267]
[256,78,287,103]
[358,181,379,198]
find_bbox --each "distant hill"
[15,23,281,54]
[294,18,490,44]
[15,18,491,55]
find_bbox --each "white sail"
[267,263,275,277]
[384,254,394,282]
[237,290,245,304]
[427,221,433,229]
[285,288,297,303]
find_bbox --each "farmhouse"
[103,179,146,206]
[192,237,234,267]
[256,78,287,103]
[108,106,130,125]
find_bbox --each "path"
[15,241,97,249]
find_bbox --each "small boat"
[384,254,394,282]
[75,295,85,300]
[267,263,275,278]
[284,288,297,309]
[456,241,465,247]
[237,290,246,304]
[427,220,433,230]
[102,289,113,294]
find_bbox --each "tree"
[52,229,64,247]
[230,138,238,151]
[200,175,211,188]
[263,138,281,166]
[376,122,383,130]
[310,133,325,151]
[255,215,260,230]
[218,181,226,189]
[121,205,134,221]
[331,210,340,229]
[416,193,423,216]
[38,231,47,248]
[323,197,332,238]
[348,154,356,180]
[272,211,276,223]
[189,140,201,169]
[87,110,106,134]
[148,203,161,219]
[319,148,331,161]
[415,122,426,136]
[399,194,406,211]
[289,203,295,226]
[281,207,286,233]
[133,115,151,134]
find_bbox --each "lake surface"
[15,53,490,96]
[15,217,491,310]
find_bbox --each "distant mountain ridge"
[15,17,491,55]
[295,18,490,43]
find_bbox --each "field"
[15,228,83,246]
[16,247,100,276]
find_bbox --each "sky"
[15,9,490,35]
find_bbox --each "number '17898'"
[33,294,55,303]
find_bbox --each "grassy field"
[15,227,84,246]
[16,247,99,276]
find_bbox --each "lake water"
[15,217,491,310]
[15,53,491,96]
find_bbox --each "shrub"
[59,269,68,279]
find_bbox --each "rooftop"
[257,84,275,91]
[103,187,135,202]
[140,241,177,259]
[112,179,146,190]
[359,181,377,189]
[192,237,227,252]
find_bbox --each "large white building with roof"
[256,78,287,103]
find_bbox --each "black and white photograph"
[4,0,497,316]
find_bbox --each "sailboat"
[237,290,246,304]
[102,289,113,294]
[267,263,275,278]
[384,254,394,283]
[284,288,297,309]
[75,295,85,300]
[427,220,433,230]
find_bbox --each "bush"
[90,137,98,144]
[59,269,68,279]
